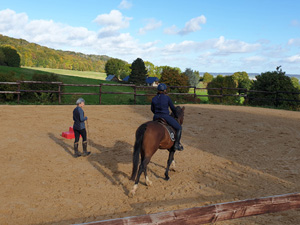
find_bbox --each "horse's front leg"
[165,150,175,181]
[170,159,176,172]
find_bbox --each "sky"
[0,0,300,74]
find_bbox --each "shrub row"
[0,72,63,104]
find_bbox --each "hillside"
[0,34,111,72]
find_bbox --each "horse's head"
[172,106,185,125]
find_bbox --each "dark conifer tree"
[129,58,147,85]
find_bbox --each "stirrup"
[179,144,184,151]
[174,143,184,151]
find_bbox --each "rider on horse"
[151,83,184,151]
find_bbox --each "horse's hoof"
[128,190,135,198]
[129,184,138,198]
[146,180,152,186]
[165,176,170,181]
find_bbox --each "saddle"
[155,118,176,141]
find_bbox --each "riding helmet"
[157,83,167,91]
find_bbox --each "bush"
[247,67,300,110]
[207,75,238,104]
[105,58,128,78]
[232,71,252,90]
[291,77,300,91]
[0,49,5,66]
[160,67,189,93]
[203,72,213,83]
[21,73,63,103]
[0,71,18,102]
[0,45,21,67]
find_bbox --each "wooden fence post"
[194,86,197,103]
[58,84,61,104]
[17,82,20,104]
[275,91,279,107]
[134,85,137,105]
[220,87,223,103]
[99,84,102,105]
[244,89,248,104]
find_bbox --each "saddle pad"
[157,120,175,141]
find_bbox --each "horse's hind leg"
[144,162,152,186]
[129,156,151,197]
[165,150,175,181]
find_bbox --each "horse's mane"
[171,106,183,119]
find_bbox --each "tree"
[160,67,189,93]
[120,63,131,80]
[129,58,147,85]
[0,34,111,72]
[207,75,238,104]
[156,66,181,79]
[203,72,214,83]
[0,45,21,67]
[184,68,199,87]
[248,67,300,109]
[144,61,156,77]
[232,71,252,90]
[291,77,300,91]
[0,48,5,66]
[194,70,200,83]
[104,58,127,78]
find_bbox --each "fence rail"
[80,192,300,225]
[1,81,300,105]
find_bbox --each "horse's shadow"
[48,133,168,195]
[87,139,133,194]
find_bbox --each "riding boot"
[82,141,91,157]
[173,130,184,151]
[74,142,81,158]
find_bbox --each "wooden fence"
[0,81,62,103]
[0,81,300,105]
[79,192,300,225]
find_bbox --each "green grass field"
[23,67,107,80]
[0,66,142,105]
[0,66,207,105]
[188,82,209,103]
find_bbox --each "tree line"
[107,57,300,110]
[0,34,110,72]
[1,34,299,110]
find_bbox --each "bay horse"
[129,106,185,197]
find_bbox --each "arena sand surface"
[0,104,300,225]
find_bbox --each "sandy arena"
[0,104,300,225]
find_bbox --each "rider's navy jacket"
[151,93,181,130]
[73,106,87,130]
[151,93,177,116]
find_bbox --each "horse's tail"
[130,123,147,181]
